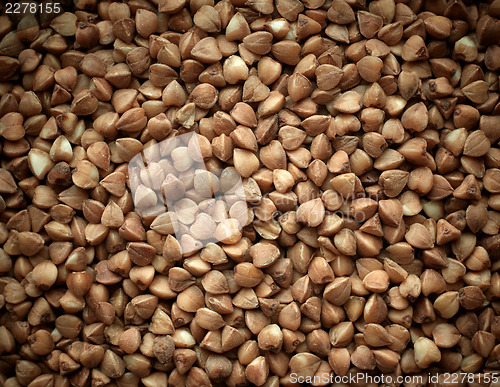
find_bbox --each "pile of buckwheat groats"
[0,0,500,385]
